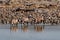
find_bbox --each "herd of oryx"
[0,0,60,26]
[11,16,59,25]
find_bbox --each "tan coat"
[12,19,18,24]
[22,17,29,23]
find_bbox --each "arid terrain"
[0,0,60,24]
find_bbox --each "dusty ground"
[0,0,60,24]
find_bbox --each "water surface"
[0,24,60,40]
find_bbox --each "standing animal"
[22,17,29,25]
[35,16,44,24]
[11,19,18,26]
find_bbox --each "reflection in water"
[10,24,44,32]
[0,25,60,40]
[34,25,44,32]
[10,26,18,32]
[21,25,28,32]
